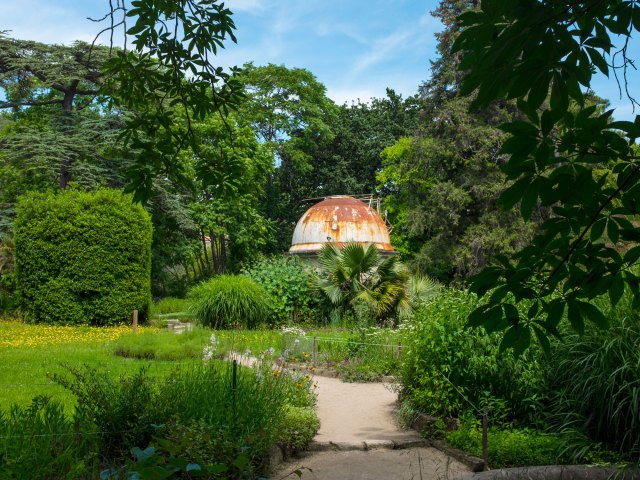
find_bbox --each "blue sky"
[1,0,638,118]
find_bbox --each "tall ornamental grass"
[547,292,640,458]
[0,396,97,479]
[188,275,273,329]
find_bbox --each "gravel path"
[270,375,471,480]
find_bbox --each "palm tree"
[315,242,411,323]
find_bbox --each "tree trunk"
[200,230,211,272]
[191,261,198,280]
[197,252,206,277]
[58,80,78,190]
[209,229,218,273]
[220,235,227,273]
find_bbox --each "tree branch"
[0,99,62,109]
[544,160,640,289]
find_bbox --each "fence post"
[482,406,488,471]
[232,359,238,412]
[282,330,286,356]
[312,336,317,367]
[398,341,402,360]
[132,309,138,334]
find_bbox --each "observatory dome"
[289,196,394,257]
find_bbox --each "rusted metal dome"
[289,196,395,257]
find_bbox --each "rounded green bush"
[14,189,152,326]
[277,406,320,453]
[242,255,319,325]
[188,274,273,329]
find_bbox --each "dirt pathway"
[270,376,471,480]
[313,376,421,445]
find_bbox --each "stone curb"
[459,465,640,480]
[408,413,485,472]
[429,439,485,473]
[307,438,429,452]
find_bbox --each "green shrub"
[149,297,190,317]
[0,287,17,318]
[52,364,175,460]
[52,361,296,472]
[446,419,570,468]
[188,275,273,329]
[112,328,211,360]
[14,189,152,326]
[400,288,545,424]
[277,406,320,453]
[242,255,319,325]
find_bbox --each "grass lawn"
[0,320,200,410]
[1,319,406,411]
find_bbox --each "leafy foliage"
[188,275,273,329]
[400,289,545,424]
[277,406,320,454]
[98,0,244,203]
[0,396,97,479]
[315,242,411,323]
[50,361,295,477]
[455,0,640,348]
[14,189,152,325]
[446,419,573,469]
[242,255,319,325]
[187,115,275,273]
[377,2,538,280]
[236,63,339,251]
[546,292,640,457]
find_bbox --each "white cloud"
[226,0,266,13]
[314,22,368,45]
[347,16,436,80]
[2,1,99,44]
[350,30,414,76]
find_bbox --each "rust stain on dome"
[289,196,394,255]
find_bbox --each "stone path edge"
[307,438,429,452]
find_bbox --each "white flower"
[202,345,215,362]
[265,347,275,356]
[281,326,306,337]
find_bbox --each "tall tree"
[187,114,274,273]
[236,63,338,251]
[0,37,122,190]
[316,89,422,197]
[378,0,536,281]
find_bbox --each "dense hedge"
[15,189,152,325]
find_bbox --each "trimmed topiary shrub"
[14,189,152,325]
[188,274,273,329]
